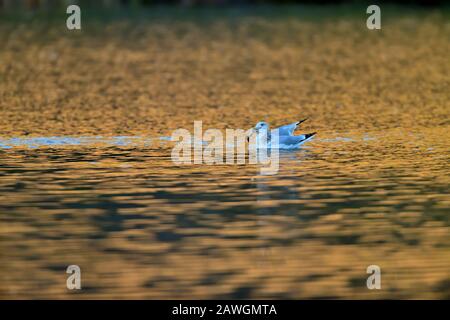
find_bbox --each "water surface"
[1,127,448,299]
[0,9,449,299]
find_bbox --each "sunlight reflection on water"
[1,11,449,299]
[0,128,449,299]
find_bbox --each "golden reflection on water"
[0,10,449,299]
[0,128,449,299]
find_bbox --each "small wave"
[0,136,153,149]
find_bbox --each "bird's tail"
[304,132,317,140]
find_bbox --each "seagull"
[248,119,316,149]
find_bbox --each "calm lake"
[0,8,449,298]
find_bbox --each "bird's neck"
[257,130,271,143]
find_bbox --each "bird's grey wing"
[275,119,308,136]
[275,123,297,136]
[278,132,316,146]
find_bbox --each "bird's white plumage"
[249,119,316,149]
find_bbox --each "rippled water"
[1,126,449,299]
[1,8,449,299]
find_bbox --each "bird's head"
[254,121,269,133]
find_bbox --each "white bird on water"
[248,118,316,149]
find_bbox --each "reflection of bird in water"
[247,119,316,149]
[251,150,313,269]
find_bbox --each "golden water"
[0,10,449,298]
